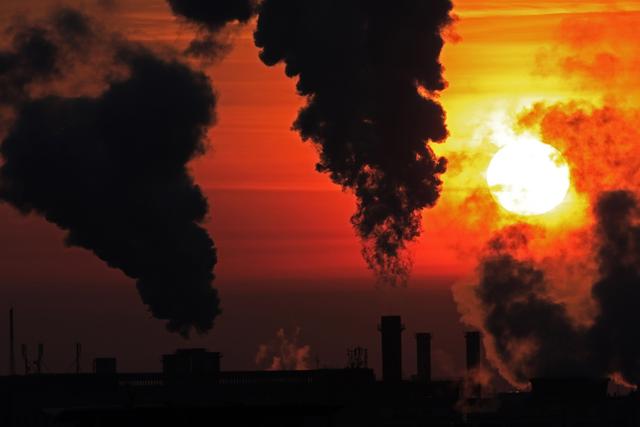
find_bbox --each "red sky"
[0,0,639,377]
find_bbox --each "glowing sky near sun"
[0,0,639,376]
[1,0,639,285]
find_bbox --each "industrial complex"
[2,312,639,426]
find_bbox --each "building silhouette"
[1,313,639,426]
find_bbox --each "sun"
[486,134,570,216]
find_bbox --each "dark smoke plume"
[589,191,640,384]
[475,227,589,384]
[0,12,66,106]
[473,191,640,386]
[254,0,452,284]
[0,9,220,336]
[166,0,257,59]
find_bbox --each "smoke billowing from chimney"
[165,0,257,59]
[472,226,590,385]
[589,191,640,384]
[462,191,640,387]
[255,327,311,371]
[254,0,453,284]
[0,8,221,336]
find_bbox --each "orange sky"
[1,0,639,374]
[2,0,640,288]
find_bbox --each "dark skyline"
[2,282,465,376]
[1,0,640,402]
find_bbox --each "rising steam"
[255,327,311,371]
[462,192,640,387]
[453,6,640,388]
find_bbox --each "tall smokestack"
[465,331,482,372]
[75,343,81,374]
[9,308,15,376]
[378,316,405,382]
[415,333,431,382]
[21,344,28,375]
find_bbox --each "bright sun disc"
[486,135,570,216]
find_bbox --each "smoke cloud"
[589,191,640,384]
[254,0,453,284]
[165,0,257,59]
[452,5,640,388]
[471,226,590,385]
[459,191,640,387]
[535,11,640,97]
[0,9,76,108]
[255,327,311,371]
[519,103,640,197]
[0,8,221,336]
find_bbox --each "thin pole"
[9,308,15,376]
[75,343,81,374]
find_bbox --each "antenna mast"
[9,308,15,375]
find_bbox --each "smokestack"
[415,333,431,382]
[378,316,405,382]
[75,343,81,374]
[36,343,43,374]
[9,308,15,376]
[21,344,29,375]
[465,331,482,372]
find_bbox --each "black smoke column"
[166,0,256,27]
[379,315,405,382]
[589,191,640,384]
[165,0,257,58]
[469,192,640,386]
[0,10,221,336]
[254,0,453,284]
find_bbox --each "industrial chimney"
[378,316,404,382]
[465,331,482,372]
[75,343,82,374]
[415,333,431,382]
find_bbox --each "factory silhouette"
[2,310,640,426]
